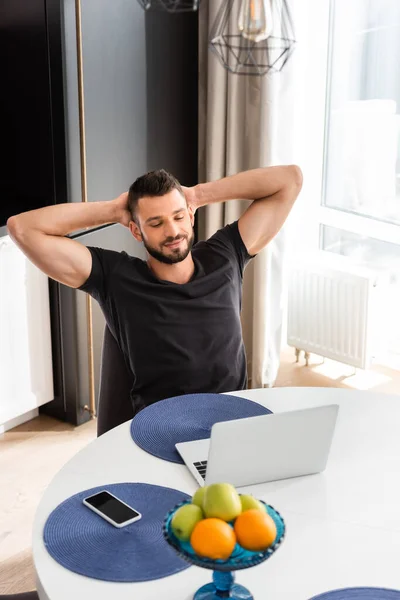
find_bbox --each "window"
[322,0,400,227]
[318,0,400,366]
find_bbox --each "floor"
[276,346,400,395]
[0,417,97,594]
[1,348,399,594]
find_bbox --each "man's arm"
[6,192,131,289]
[190,165,303,255]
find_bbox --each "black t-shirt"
[79,221,253,413]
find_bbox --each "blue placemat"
[43,483,191,582]
[130,392,272,463]
[310,589,400,599]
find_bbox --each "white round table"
[33,387,400,600]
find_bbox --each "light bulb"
[238,0,273,43]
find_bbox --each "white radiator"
[287,252,384,369]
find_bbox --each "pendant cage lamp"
[137,0,201,12]
[209,0,296,76]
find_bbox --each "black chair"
[0,593,39,600]
[97,326,134,437]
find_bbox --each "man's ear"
[129,220,143,242]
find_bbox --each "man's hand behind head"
[181,185,199,216]
[113,192,132,228]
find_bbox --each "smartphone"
[83,490,142,528]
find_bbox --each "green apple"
[171,503,204,541]
[240,494,265,513]
[192,486,207,509]
[203,483,242,522]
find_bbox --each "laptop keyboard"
[193,461,208,480]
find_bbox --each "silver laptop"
[175,405,339,488]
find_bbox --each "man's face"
[129,189,195,265]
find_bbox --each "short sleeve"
[78,246,123,301]
[206,221,254,277]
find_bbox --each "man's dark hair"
[128,169,184,222]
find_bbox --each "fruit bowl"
[163,499,285,600]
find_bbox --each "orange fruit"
[190,518,236,560]
[234,509,277,552]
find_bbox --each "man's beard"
[142,230,195,265]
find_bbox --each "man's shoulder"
[84,246,146,286]
[88,246,143,266]
[194,221,242,256]
[195,221,237,246]
[193,220,252,276]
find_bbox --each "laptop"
[175,405,339,488]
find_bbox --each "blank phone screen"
[85,491,140,524]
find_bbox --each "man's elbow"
[6,215,19,238]
[6,215,28,244]
[288,164,303,191]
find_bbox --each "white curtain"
[198,0,299,387]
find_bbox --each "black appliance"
[0,0,198,424]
